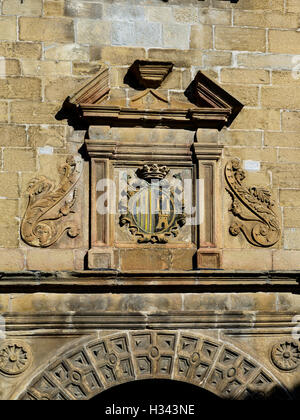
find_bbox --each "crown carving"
[136,164,170,181]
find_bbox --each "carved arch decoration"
[17,331,290,400]
[225,158,281,247]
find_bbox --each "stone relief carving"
[119,164,186,244]
[271,341,300,372]
[21,156,82,248]
[19,332,289,400]
[0,340,32,376]
[225,158,281,247]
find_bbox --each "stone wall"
[0,0,300,271]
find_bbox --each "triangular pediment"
[57,62,243,131]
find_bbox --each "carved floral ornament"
[119,164,186,244]
[271,341,300,372]
[225,159,281,247]
[21,156,82,248]
[0,340,32,376]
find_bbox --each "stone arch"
[17,331,290,400]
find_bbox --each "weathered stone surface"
[19,17,74,42]
[0,249,24,271]
[26,250,75,271]
[0,172,19,199]
[2,0,42,16]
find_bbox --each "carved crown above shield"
[57,61,243,131]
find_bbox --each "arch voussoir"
[18,331,290,401]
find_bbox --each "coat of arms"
[119,164,186,243]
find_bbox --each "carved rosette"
[21,156,82,248]
[225,158,281,247]
[0,340,32,376]
[271,341,300,372]
[119,164,186,244]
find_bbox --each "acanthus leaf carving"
[21,156,82,248]
[225,158,281,247]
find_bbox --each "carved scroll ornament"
[21,156,81,248]
[225,159,281,247]
[120,164,186,244]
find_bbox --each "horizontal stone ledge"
[0,270,299,293]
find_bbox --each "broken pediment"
[58,62,243,131]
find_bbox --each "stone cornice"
[0,271,299,293]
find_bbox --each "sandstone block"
[2,0,42,16]
[44,43,89,61]
[230,108,281,131]
[269,30,300,54]
[199,8,231,25]
[22,61,71,77]
[0,77,41,100]
[64,1,103,18]
[0,200,19,247]
[265,132,300,148]
[28,125,66,148]
[284,228,300,250]
[261,87,300,109]
[286,0,300,12]
[3,149,36,172]
[146,7,173,24]
[91,46,146,65]
[0,17,17,41]
[136,21,162,48]
[0,59,21,77]
[223,249,272,271]
[26,249,75,271]
[72,62,101,76]
[215,27,266,52]
[190,25,213,50]
[284,208,300,228]
[273,250,300,270]
[19,17,74,42]
[234,10,298,29]
[279,149,300,163]
[43,1,64,16]
[44,77,86,102]
[171,249,195,270]
[237,53,296,70]
[120,249,171,271]
[221,69,270,85]
[173,7,198,23]
[220,84,259,107]
[234,0,284,11]
[163,23,190,49]
[10,101,60,124]
[0,173,19,199]
[282,111,300,131]
[0,102,8,123]
[203,52,232,67]
[148,49,202,67]
[280,190,300,207]
[220,130,262,146]
[0,249,25,272]
[105,4,145,22]
[0,125,27,147]
[77,19,111,45]
[0,42,42,59]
